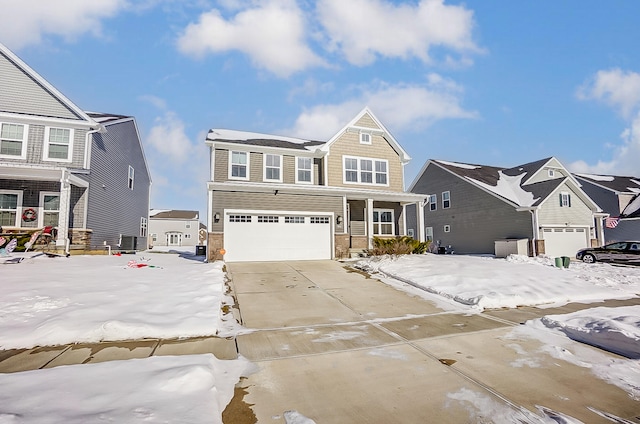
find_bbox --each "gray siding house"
[407,157,605,257]
[574,173,640,243]
[0,42,150,251]
[206,108,426,262]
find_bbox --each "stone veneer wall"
[69,229,92,249]
[334,234,350,259]
[208,233,224,261]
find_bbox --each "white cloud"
[577,68,640,119]
[568,111,640,177]
[177,0,325,77]
[147,111,195,164]
[316,0,479,66]
[285,75,478,140]
[0,0,129,50]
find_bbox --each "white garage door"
[542,227,589,258]
[223,212,333,262]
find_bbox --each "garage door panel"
[542,228,589,258]
[224,213,332,262]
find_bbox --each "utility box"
[120,236,138,251]
[495,238,529,258]
[195,245,206,256]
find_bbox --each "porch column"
[366,198,374,249]
[596,215,605,247]
[417,201,425,242]
[57,169,71,247]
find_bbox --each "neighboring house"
[205,107,425,262]
[407,157,606,257]
[149,209,201,247]
[574,173,640,243]
[0,42,150,251]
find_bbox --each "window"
[360,133,371,144]
[151,233,157,242]
[43,127,73,161]
[425,226,433,241]
[140,217,148,237]
[257,215,278,223]
[428,194,437,211]
[0,191,21,226]
[296,157,312,183]
[0,123,28,158]
[40,192,60,227]
[548,169,555,178]
[185,223,191,229]
[442,191,450,209]
[560,192,571,207]
[128,166,135,190]
[285,216,305,223]
[407,228,415,238]
[343,156,388,185]
[229,215,251,222]
[310,216,330,224]
[444,224,451,233]
[360,159,373,183]
[230,151,248,180]
[185,234,191,239]
[373,209,394,235]
[264,154,282,182]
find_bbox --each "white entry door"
[223,212,332,262]
[542,227,589,258]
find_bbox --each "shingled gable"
[206,129,324,151]
[150,210,199,220]
[574,173,640,194]
[413,157,600,210]
[318,107,412,164]
[0,42,99,127]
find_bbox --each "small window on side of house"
[444,224,451,233]
[560,192,571,207]
[407,228,415,238]
[442,191,450,209]
[360,133,371,144]
[548,169,555,177]
[140,217,147,237]
[128,166,135,190]
[429,194,437,211]
[425,226,433,241]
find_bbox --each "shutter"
[568,194,572,207]
[559,193,563,207]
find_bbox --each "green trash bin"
[562,256,570,268]
[554,257,563,268]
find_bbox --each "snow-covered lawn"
[0,252,239,350]
[357,254,640,310]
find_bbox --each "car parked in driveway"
[576,241,640,264]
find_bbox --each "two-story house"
[205,108,426,262]
[0,42,150,252]
[574,173,640,243]
[149,209,201,248]
[407,157,606,258]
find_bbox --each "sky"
[1,1,640,221]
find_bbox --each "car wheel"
[582,253,596,264]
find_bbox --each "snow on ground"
[0,251,239,350]
[357,254,640,310]
[0,354,254,424]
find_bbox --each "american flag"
[605,217,620,228]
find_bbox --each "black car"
[576,241,640,264]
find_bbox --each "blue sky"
[2,1,640,222]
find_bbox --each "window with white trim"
[185,223,191,228]
[425,226,433,241]
[343,156,388,185]
[140,217,148,237]
[151,233,157,242]
[444,224,451,233]
[407,228,415,238]
[43,127,73,162]
[296,157,312,183]
[185,234,191,239]
[360,133,371,144]
[128,166,135,190]
[560,192,571,207]
[442,191,450,209]
[373,209,394,235]
[548,169,555,178]
[40,192,60,227]
[264,154,282,182]
[230,151,248,180]
[0,191,21,227]
[0,123,27,158]
[428,194,437,211]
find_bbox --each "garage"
[542,227,589,258]
[223,212,333,262]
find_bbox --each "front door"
[167,233,182,246]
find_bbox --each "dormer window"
[360,132,371,144]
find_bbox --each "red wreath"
[22,208,37,222]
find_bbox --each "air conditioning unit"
[120,235,137,251]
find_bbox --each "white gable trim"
[522,157,581,187]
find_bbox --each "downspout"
[529,208,539,256]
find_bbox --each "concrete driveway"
[225,260,640,423]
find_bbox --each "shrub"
[368,236,430,256]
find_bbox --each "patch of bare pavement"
[226,260,640,424]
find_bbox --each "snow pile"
[468,171,539,207]
[0,253,240,349]
[436,159,480,169]
[356,254,640,310]
[540,306,640,359]
[0,354,253,424]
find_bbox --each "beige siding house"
[206,108,425,262]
